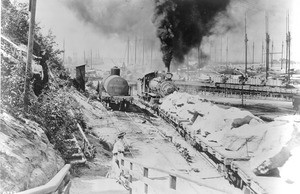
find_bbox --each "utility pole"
[244,15,248,75]
[265,12,270,80]
[24,0,37,112]
[252,42,255,64]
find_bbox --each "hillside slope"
[0,112,64,193]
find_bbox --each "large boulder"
[0,112,64,193]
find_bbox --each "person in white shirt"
[111,132,126,181]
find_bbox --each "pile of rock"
[160,92,300,183]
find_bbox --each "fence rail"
[17,164,71,194]
[120,157,231,194]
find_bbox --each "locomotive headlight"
[166,73,173,79]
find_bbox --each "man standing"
[111,132,126,182]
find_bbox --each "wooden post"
[170,175,177,190]
[129,162,133,194]
[121,159,124,174]
[24,0,37,112]
[143,167,148,194]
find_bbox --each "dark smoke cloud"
[153,0,231,70]
[64,0,155,38]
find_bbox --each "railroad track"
[108,102,226,177]
[101,102,202,164]
[134,100,223,170]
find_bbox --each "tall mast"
[127,37,130,67]
[142,36,145,67]
[286,11,291,82]
[135,36,137,65]
[220,37,223,65]
[252,42,254,64]
[281,41,284,69]
[271,41,273,68]
[226,37,228,67]
[265,12,270,80]
[90,50,92,69]
[150,41,153,66]
[63,39,65,65]
[261,41,264,64]
[198,43,201,67]
[244,14,248,74]
[84,50,86,63]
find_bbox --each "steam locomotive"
[100,66,133,110]
[137,71,178,104]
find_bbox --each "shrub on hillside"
[0,56,26,114]
[29,88,86,160]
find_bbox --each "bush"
[29,88,86,160]
[0,56,26,114]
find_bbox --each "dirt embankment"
[0,112,64,193]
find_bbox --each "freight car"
[156,107,265,194]
[137,71,178,104]
[99,66,133,110]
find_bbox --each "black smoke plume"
[64,0,155,38]
[153,0,230,71]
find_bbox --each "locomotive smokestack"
[152,0,231,70]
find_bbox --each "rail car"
[137,99,280,194]
[99,66,133,110]
[156,107,266,194]
[137,71,178,104]
[175,78,300,100]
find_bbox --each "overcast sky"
[28,0,300,65]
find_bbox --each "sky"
[20,0,300,67]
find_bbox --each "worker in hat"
[111,132,126,182]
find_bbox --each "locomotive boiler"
[100,66,133,110]
[138,71,178,103]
